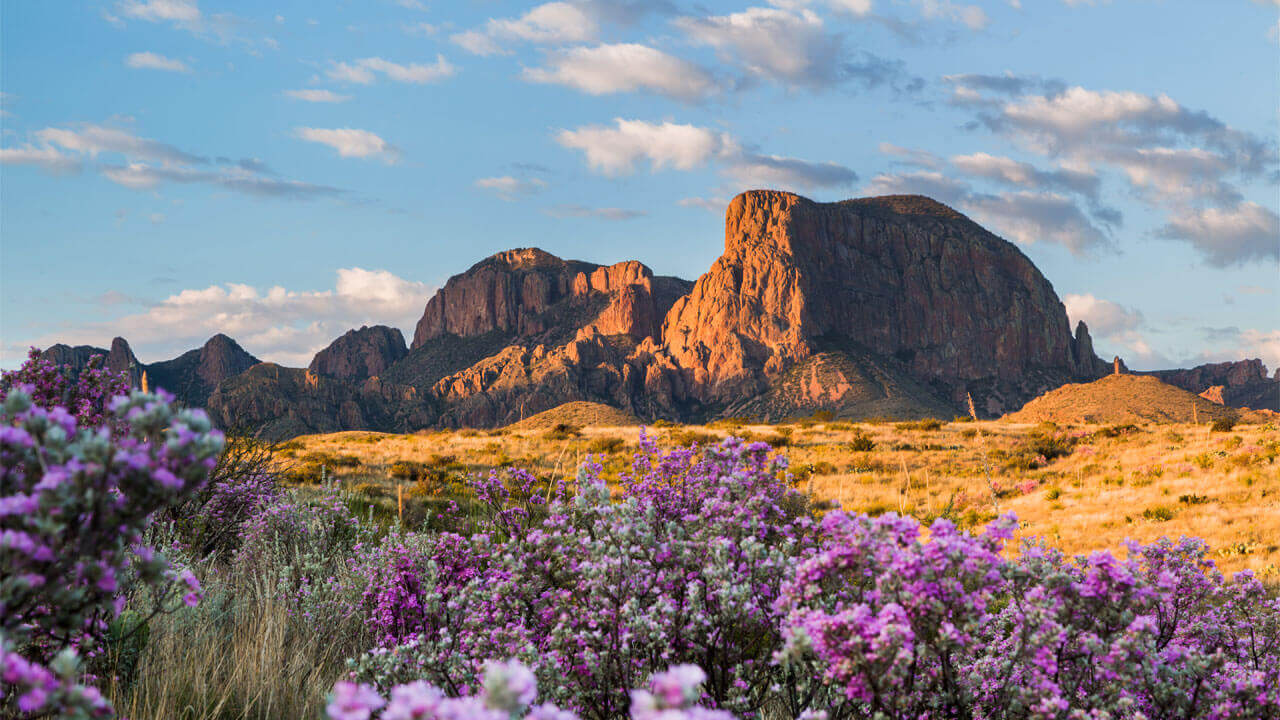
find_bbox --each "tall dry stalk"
[967,392,1001,514]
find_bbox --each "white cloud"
[1159,202,1280,267]
[915,0,988,29]
[21,268,434,367]
[674,7,841,87]
[474,175,548,200]
[1063,293,1143,336]
[523,43,716,101]
[116,0,200,27]
[879,143,943,169]
[284,89,352,103]
[723,154,858,191]
[295,127,400,162]
[452,2,596,56]
[678,196,730,212]
[0,144,82,174]
[556,118,734,175]
[326,55,455,85]
[125,51,190,72]
[950,152,1100,200]
[863,170,1111,255]
[2,123,341,199]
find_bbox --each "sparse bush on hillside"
[586,436,626,454]
[896,418,944,431]
[1211,416,1239,433]
[847,433,875,452]
[1094,423,1140,438]
[544,422,582,440]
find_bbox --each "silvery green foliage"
[1,386,223,717]
[347,435,823,720]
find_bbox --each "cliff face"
[657,192,1092,414]
[310,326,408,382]
[147,334,260,407]
[1150,360,1278,411]
[42,191,1187,437]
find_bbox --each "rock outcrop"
[44,190,1210,437]
[39,334,257,407]
[655,192,1094,415]
[1149,360,1278,411]
[310,326,408,382]
[146,334,260,407]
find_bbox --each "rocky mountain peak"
[310,325,408,381]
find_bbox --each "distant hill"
[1003,373,1261,424]
[507,401,640,430]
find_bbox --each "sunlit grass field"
[276,417,1279,579]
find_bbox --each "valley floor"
[278,417,1279,579]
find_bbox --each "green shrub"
[1094,424,1139,439]
[848,434,876,452]
[1142,505,1177,522]
[895,418,944,431]
[544,423,582,441]
[1178,494,1210,505]
[1045,488,1061,500]
[1210,416,1238,433]
[586,437,626,454]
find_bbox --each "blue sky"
[2,0,1277,371]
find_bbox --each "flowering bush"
[1,348,131,436]
[779,511,1280,719]
[1,385,223,717]
[347,434,823,720]
[329,659,729,720]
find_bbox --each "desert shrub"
[1224,435,1244,449]
[847,433,875,452]
[1142,505,1177,522]
[390,459,428,481]
[960,427,978,439]
[544,422,582,441]
[302,450,362,468]
[896,418,944,431]
[345,435,827,720]
[1045,487,1061,500]
[668,429,719,446]
[586,436,626,454]
[0,385,223,718]
[1001,425,1077,471]
[779,516,1280,718]
[756,432,791,447]
[1179,493,1210,505]
[1095,423,1140,438]
[1210,416,1239,433]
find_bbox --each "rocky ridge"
[37,191,1265,439]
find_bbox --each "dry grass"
[286,419,1280,578]
[105,588,346,720]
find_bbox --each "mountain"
[1146,359,1278,412]
[40,334,259,407]
[56,190,1253,438]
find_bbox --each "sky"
[1,0,1277,372]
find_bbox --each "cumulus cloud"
[125,51,190,72]
[523,43,717,101]
[879,143,943,169]
[20,268,435,368]
[863,169,1111,254]
[914,0,988,29]
[326,55,456,85]
[452,2,596,56]
[295,127,400,163]
[284,89,352,103]
[723,154,858,191]
[116,0,200,28]
[556,117,857,192]
[950,152,1100,200]
[1,123,341,199]
[946,78,1278,265]
[1158,202,1280,267]
[544,204,646,220]
[556,118,734,175]
[1184,327,1280,373]
[1063,293,1143,336]
[674,6,915,92]
[677,196,730,212]
[474,175,548,200]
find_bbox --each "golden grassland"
[275,418,1280,579]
